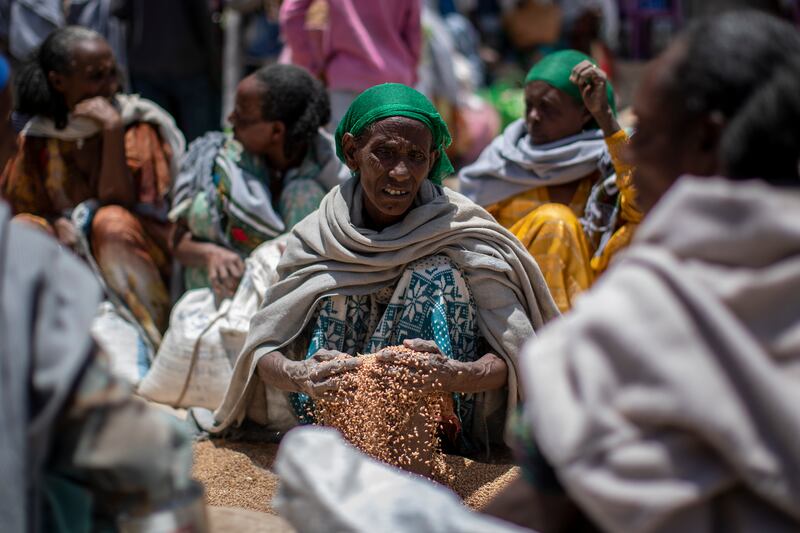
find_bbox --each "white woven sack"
[138,289,233,409]
[91,301,151,385]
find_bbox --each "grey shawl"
[459,119,611,206]
[205,177,560,441]
[521,177,800,532]
[0,202,102,532]
[169,129,347,242]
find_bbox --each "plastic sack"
[273,427,530,533]
[92,301,151,385]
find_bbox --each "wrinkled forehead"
[365,116,433,148]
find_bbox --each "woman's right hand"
[286,349,362,398]
[206,245,245,298]
[72,96,123,131]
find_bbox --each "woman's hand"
[287,349,363,398]
[257,349,361,398]
[72,96,123,131]
[206,245,245,298]
[570,60,620,137]
[378,338,508,393]
[53,216,79,248]
[376,339,459,393]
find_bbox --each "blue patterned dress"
[291,255,481,448]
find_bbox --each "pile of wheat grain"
[312,346,448,474]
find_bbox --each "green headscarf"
[525,50,617,123]
[334,83,454,185]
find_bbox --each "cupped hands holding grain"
[377,338,510,394]
[256,348,360,399]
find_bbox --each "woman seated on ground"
[170,64,344,298]
[459,50,640,312]
[198,83,560,465]
[0,26,185,346]
[485,11,800,532]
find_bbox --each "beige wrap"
[205,177,560,443]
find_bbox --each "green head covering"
[334,83,454,185]
[525,50,617,125]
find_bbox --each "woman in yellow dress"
[459,50,639,312]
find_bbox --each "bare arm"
[172,225,245,298]
[73,97,135,207]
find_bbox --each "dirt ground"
[193,439,519,518]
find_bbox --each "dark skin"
[47,37,133,247]
[483,40,728,532]
[626,38,724,214]
[0,85,17,170]
[524,72,619,206]
[256,117,508,436]
[172,74,305,299]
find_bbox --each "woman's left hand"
[379,339,509,394]
[376,339,459,393]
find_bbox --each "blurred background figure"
[279,0,422,131]
[113,0,222,142]
[0,0,126,71]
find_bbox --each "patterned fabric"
[508,203,594,313]
[485,175,594,229]
[1,123,173,218]
[1,123,174,346]
[591,129,642,274]
[291,255,480,447]
[178,135,328,290]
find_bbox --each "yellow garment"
[486,177,594,229]
[487,129,639,312]
[591,129,643,274]
[509,203,594,313]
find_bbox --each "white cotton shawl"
[458,119,609,206]
[22,93,186,178]
[204,177,561,445]
[521,176,800,532]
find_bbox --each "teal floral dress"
[290,255,482,452]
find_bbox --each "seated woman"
[0,26,185,346]
[198,84,560,463]
[170,64,345,297]
[459,50,640,312]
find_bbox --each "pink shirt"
[280,0,421,92]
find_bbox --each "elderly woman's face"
[343,117,438,229]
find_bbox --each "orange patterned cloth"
[0,123,174,345]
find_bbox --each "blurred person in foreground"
[0,54,195,533]
[486,10,800,532]
[270,10,800,533]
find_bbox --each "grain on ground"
[193,440,280,514]
[441,455,520,510]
